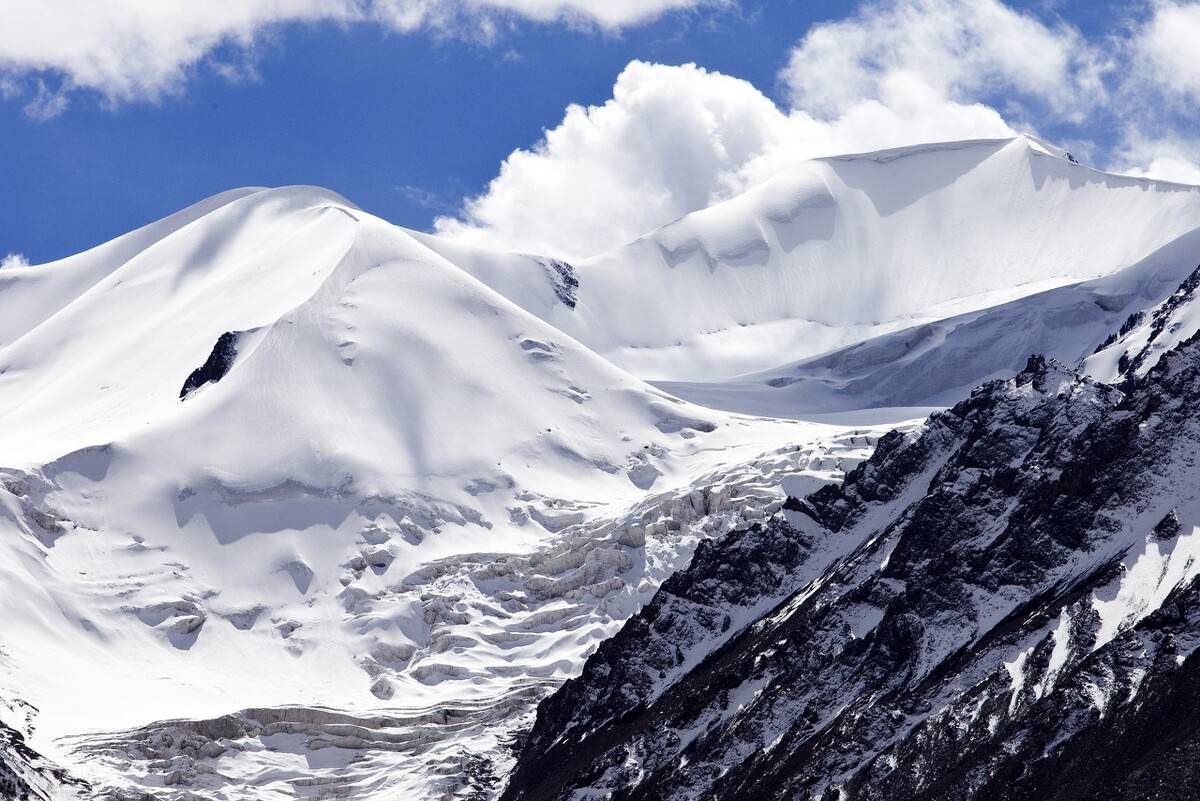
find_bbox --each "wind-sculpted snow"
[661,218,1200,417]
[503,340,1200,801]
[558,136,1200,385]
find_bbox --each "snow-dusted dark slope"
[504,337,1200,801]
[1085,264,1200,383]
[0,702,81,801]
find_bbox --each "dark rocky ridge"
[503,338,1200,801]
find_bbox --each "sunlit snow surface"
[1,136,1199,799]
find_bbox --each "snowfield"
[1,136,1199,799]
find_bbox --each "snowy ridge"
[0,188,261,349]
[666,226,1200,415]
[555,136,1200,384]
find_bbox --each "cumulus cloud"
[435,61,800,258]
[0,252,31,270]
[438,0,1087,260]
[782,0,1103,122]
[1133,1,1200,106]
[0,0,720,113]
[436,0,1200,260]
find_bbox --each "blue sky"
[1,0,1197,264]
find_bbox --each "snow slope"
[662,227,1200,415]
[0,188,260,349]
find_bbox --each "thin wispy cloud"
[397,184,458,214]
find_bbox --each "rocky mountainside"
[504,331,1200,800]
[1086,264,1200,383]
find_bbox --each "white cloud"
[435,0,1200,261]
[0,252,30,270]
[735,72,1014,190]
[453,0,723,29]
[1107,1,1200,184]
[782,0,1104,124]
[1127,154,1200,186]
[23,80,70,121]
[1134,1,1200,105]
[435,61,800,258]
[0,0,719,113]
[1111,130,1200,185]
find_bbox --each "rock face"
[537,257,580,310]
[503,339,1200,801]
[0,716,81,800]
[0,726,39,801]
[1088,264,1200,382]
[179,331,240,399]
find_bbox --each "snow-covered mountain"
[3,136,1200,800]
[433,135,1200,414]
[0,183,877,799]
